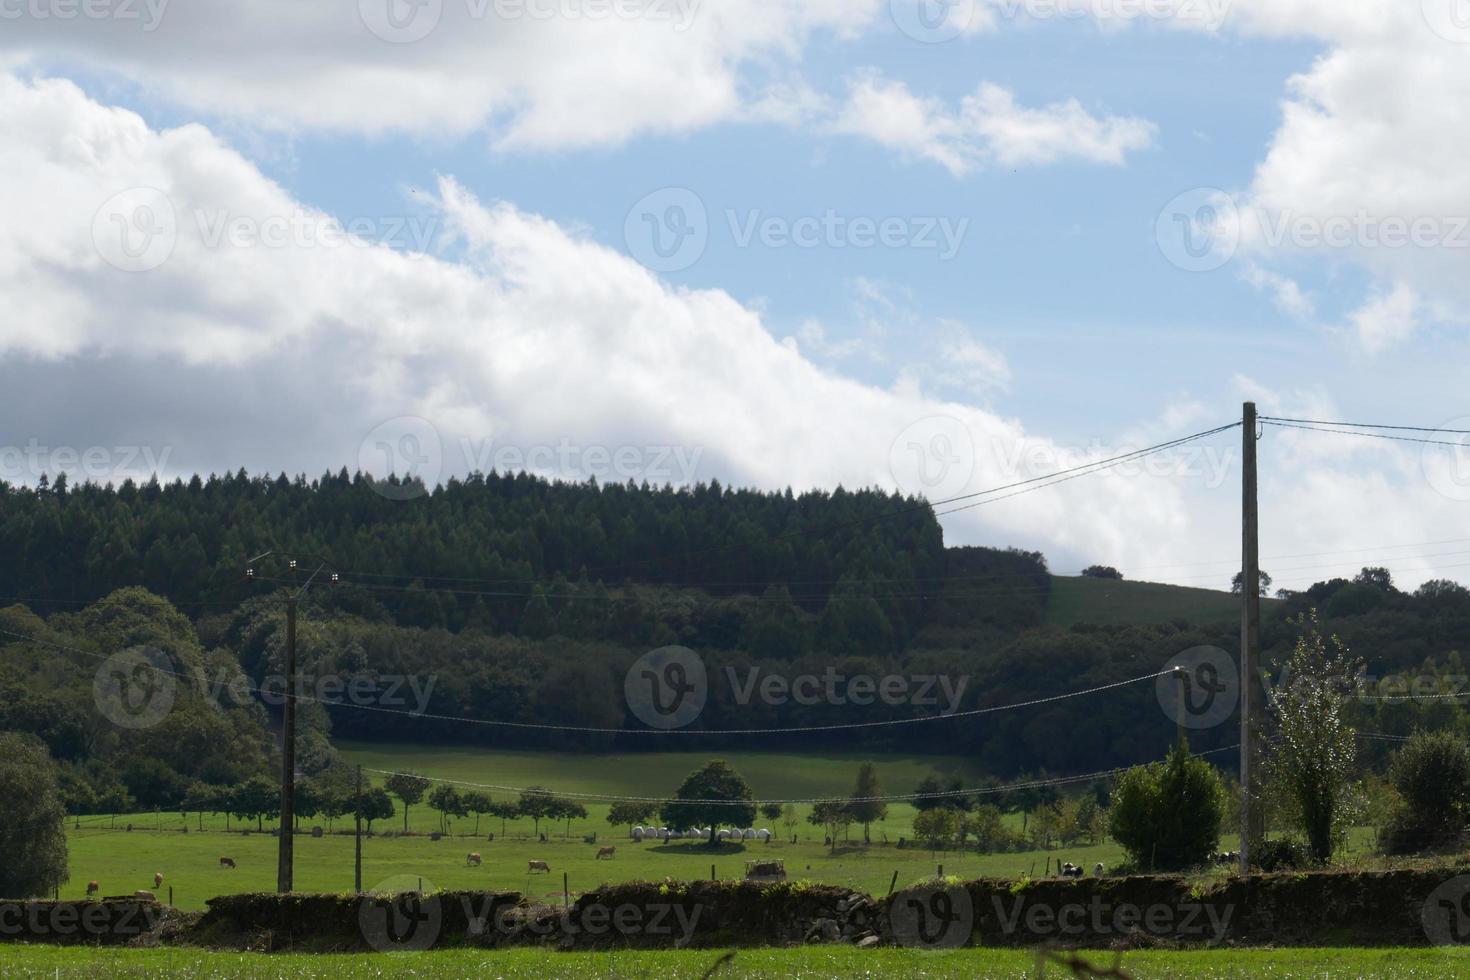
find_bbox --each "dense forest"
[2,472,1469,815]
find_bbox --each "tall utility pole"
[246,551,338,894]
[1239,402,1264,873]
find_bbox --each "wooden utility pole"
[1174,668,1188,749]
[279,595,297,893]
[1239,402,1264,873]
[355,764,363,893]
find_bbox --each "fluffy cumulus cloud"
[830,73,1156,175]
[0,70,1247,581]
[0,0,881,147]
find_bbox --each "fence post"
[563,872,570,910]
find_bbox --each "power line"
[1262,419,1469,449]
[1261,416,1470,435]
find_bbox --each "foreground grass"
[7,945,1470,978]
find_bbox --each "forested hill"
[0,470,944,635]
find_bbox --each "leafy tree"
[759,801,784,823]
[230,775,280,832]
[1231,569,1273,596]
[780,803,799,838]
[912,807,958,851]
[808,800,850,851]
[385,771,431,833]
[461,791,493,836]
[847,762,888,842]
[517,787,558,837]
[1263,612,1363,862]
[1354,566,1395,592]
[488,800,520,837]
[662,761,756,839]
[1381,731,1470,854]
[355,786,394,832]
[1081,565,1123,580]
[427,783,467,834]
[607,800,660,830]
[555,800,588,838]
[1108,742,1225,871]
[0,732,69,898]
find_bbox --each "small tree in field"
[848,762,888,842]
[1263,612,1363,863]
[759,802,784,823]
[385,771,431,833]
[608,800,660,832]
[780,803,799,839]
[1109,742,1225,871]
[913,807,958,852]
[661,761,756,840]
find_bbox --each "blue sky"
[2,1,1468,589]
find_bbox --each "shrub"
[1108,742,1225,871]
[1379,731,1470,855]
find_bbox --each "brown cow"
[135,890,156,902]
[596,846,616,860]
[219,856,236,869]
[86,881,99,897]
[467,852,482,866]
[154,872,164,889]
[527,859,550,873]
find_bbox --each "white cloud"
[830,74,1156,175]
[1348,282,1419,353]
[0,0,883,148]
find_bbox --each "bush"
[1253,837,1310,872]
[1379,731,1470,854]
[1108,742,1225,871]
[0,731,69,898]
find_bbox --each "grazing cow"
[467,852,482,867]
[1060,862,1083,879]
[154,872,164,889]
[134,890,156,901]
[86,881,99,898]
[219,856,236,869]
[527,859,550,873]
[597,846,616,860]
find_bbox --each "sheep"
[467,852,482,867]
[219,856,236,869]
[154,872,164,889]
[1094,863,1105,877]
[527,859,550,873]
[1060,862,1083,879]
[596,846,616,859]
[86,881,99,898]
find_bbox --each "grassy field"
[1044,576,1276,627]
[7,945,1470,978]
[65,746,1126,909]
